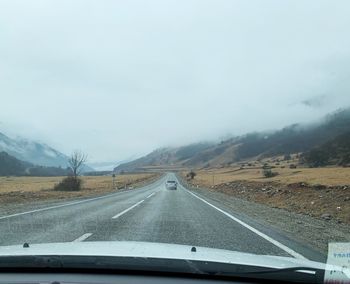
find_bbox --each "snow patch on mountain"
[0,131,69,167]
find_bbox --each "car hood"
[0,241,325,270]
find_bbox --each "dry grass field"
[0,173,160,205]
[191,166,350,187]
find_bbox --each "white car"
[166,180,178,190]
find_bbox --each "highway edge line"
[73,233,93,242]
[184,189,307,260]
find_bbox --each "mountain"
[115,108,350,171]
[0,151,69,176]
[0,131,94,172]
[88,156,138,172]
[0,151,31,176]
[0,132,69,167]
[302,131,350,167]
[114,143,213,172]
[232,108,350,161]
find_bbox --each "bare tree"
[68,150,87,180]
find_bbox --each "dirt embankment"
[182,171,350,225]
[207,181,348,224]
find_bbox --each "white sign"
[324,243,350,283]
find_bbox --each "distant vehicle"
[166,180,177,190]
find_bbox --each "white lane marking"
[0,191,132,220]
[0,179,167,221]
[185,189,307,260]
[146,192,155,199]
[112,200,145,219]
[73,233,93,242]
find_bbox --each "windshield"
[0,0,349,282]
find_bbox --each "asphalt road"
[0,173,322,261]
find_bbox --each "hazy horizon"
[1,0,350,162]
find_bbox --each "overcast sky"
[1,0,350,162]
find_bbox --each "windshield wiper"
[215,266,324,283]
[239,266,318,275]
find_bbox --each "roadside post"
[112,173,116,189]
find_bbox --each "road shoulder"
[181,183,349,262]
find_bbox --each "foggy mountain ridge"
[0,151,70,176]
[89,156,140,171]
[302,132,350,167]
[115,108,350,172]
[114,143,214,172]
[0,131,94,171]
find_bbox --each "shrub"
[54,176,82,191]
[186,170,197,180]
[289,164,297,169]
[284,154,292,161]
[263,168,278,178]
[262,163,270,169]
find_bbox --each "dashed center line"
[75,193,155,240]
[73,233,93,242]
[146,192,155,199]
[112,200,145,219]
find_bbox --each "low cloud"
[0,0,350,162]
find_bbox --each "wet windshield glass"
[0,0,349,280]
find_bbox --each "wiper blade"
[217,266,325,284]
[240,266,318,275]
